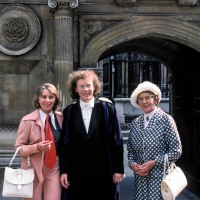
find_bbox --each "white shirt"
[39,109,56,130]
[144,107,157,129]
[80,97,94,133]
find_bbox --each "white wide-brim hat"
[130,81,162,108]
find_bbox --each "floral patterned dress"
[127,107,182,200]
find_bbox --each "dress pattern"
[127,107,182,200]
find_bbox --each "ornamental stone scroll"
[48,0,79,9]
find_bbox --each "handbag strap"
[9,146,31,168]
[163,154,169,178]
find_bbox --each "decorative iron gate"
[102,53,170,99]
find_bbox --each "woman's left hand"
[135,160,156,176]
[37,140,53,152]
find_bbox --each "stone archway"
[80,16,200,68]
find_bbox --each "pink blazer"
[14,109,63,182]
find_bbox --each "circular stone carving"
[3,18,28,42]
[0,4,41,56]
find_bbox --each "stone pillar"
[54,8,73,109]
[48,0,78,109]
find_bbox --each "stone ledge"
[0,150,21,167]
[122,130,130,143]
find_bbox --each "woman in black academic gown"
[59,69,124,200]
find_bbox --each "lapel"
[74,103,88,139]
[87,108,97,139]
[75,101,98,139]
[139,115,145,131]
[28,110,45,141]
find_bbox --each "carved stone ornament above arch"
[84,20,122,43]
[0,4,41,56]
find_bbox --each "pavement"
[0,143,199,200]
[120,143,200,200]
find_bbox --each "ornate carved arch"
[80,16,200,68]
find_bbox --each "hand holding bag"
[2,146,35,198]
[161,154,188,200]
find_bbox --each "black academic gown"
[59,99,124,200]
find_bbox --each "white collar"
[144,107,157,120]
[39,109,55,124]
[39,109,54,118]
[80,97,94,109]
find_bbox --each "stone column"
[48,0,78,109]
[48,1,78,109]
[54,8,73,109]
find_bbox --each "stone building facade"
[0,0,200,196]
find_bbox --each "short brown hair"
[33,83,60,111]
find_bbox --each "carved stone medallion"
[0,4,41,56]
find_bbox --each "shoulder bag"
[161,154,187,200]
[2,146,35,198]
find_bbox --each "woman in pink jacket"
[14,83,63,200]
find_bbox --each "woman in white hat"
[127,81,182,200]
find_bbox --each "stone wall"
[114,98,169,124]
